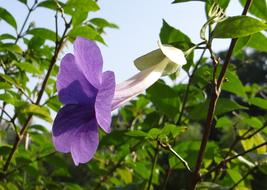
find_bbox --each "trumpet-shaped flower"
[52,37,186,165]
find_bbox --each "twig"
[54,0,68,25]
[177,48,207,124]
[242,124,267,140]
[1,20,72,174]
[1,79,34,104]
[159,141,191,172]
[0,151,55,180]
[162,166,172,190]
[0,106,13,121]
[0,107,18,134]
[226,141,267,163]
[212,123,266,181]
[147,142,159,190]
[203,140,267,179]
[15,1,38,44]
[229,167,257,190]
[190,1,253,189]
[0,1,37,122]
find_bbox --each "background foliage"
[0,0,267,189]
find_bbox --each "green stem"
[147,143,159,190]
[177,48,207,125]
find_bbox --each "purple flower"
[52,37,186,165]
[52,37,115,165]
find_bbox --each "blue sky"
[0,0,244,129]
[93,0,242,82]
[1,0,243,83]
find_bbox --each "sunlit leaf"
[90,18,119,29]
[21,104,52,122]
[250,97,267,110]
[213,16,267,38]
[239,0,267,21]
[15,62,41,74]
[27,28,59,42]
[68,25,104,44]
[0,7,17,29]
[160,19,192,50]
[222,70,247,98]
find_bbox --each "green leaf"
[21,104,52,122]
[247,32,267,52]
[15,62,41,74]
[216,116,232,128]
[18,0,27,4]
[213,16,267,38]
[117,168,133,184]
[189,98,247,120]
[0,73,17,86]
[64,0,99,14]
[147,128,161,139]
[0,43,22,54]
[46,96,61,112]
[72,12,88,26]
[37,0,65,10]
[0,33,16,40]
[0,82,12,89]
[239,129,266,154]
[0,93,19,105]
[134,162,150,179]
[235,32,267,54]
[160,20,191,50]
[242,117,263,130]
[125,130,148,138]
[0,145,12,156]
[27,28,58,42]
[250,97,267,110]
[68,25,104,43]
[227,168,244,185]
[233,35,250,55]
[222,70,247,98]
[90,18,119,29]
[216,98,247,115]
[147,81,180,119]
[239,0,267,21]
[160,124,187,139]
[29,124,49,134]
[0,7,17,29]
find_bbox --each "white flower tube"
[111,42,186,110]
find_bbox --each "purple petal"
[71,119,99,166]
[74,37,103,89]
[52,104,94,153]
[95,71,115,133]
[57,53,97,105]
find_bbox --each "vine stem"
[147,142,159,190]
[162,47,207,188]
[190,1,253,189]
[177,47,207,124]
[1,20,72,174]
